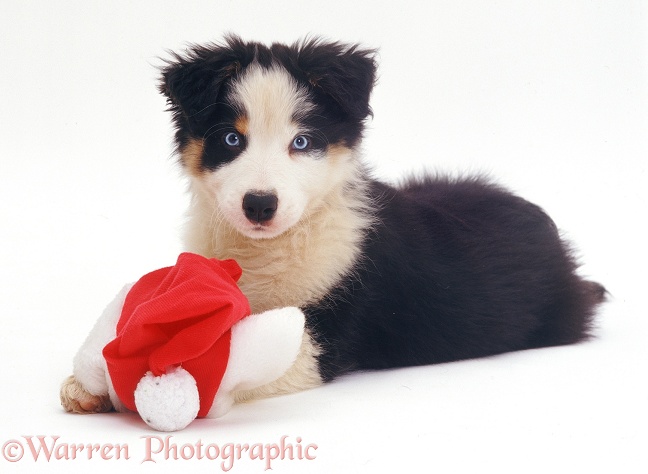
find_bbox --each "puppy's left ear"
[282,39,378,120]
[159,35,256,132]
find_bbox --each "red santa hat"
[102,252,250,419]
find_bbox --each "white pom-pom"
[134,366,199,431]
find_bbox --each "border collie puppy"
[156,35,605,399]
[64,36,606,409]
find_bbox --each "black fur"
[307,177,605,380]
[160,36,605,382]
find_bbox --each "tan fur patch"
[234,116,249,135]
[327,144,353,165]
[180,138,205,176]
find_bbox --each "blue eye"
[292,135,310,151]
[223,132,241,147]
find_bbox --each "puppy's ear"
[281,39,377,120]
[159,35,255,130]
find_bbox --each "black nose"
[242,192,278,223]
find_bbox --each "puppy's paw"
[60,375,113,414]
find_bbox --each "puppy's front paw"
[60,375,113,414]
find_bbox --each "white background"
[1,1,646,472]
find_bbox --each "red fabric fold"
[103,253,250,417]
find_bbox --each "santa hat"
[102,253,250,427]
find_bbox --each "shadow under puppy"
[61,36,606,416]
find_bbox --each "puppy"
[61,36,605,413]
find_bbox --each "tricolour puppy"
[61,36,605,412]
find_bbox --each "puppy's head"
[160,35,377,239]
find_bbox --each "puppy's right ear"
[159,35,255,130]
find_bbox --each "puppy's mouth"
[250,222,273,232]
[240,221,285,240]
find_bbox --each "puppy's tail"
[566,278,608,344]
[583,280,608,305]
[529,277,607,349]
